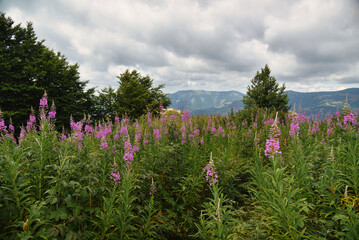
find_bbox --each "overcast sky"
[1,0,359,93]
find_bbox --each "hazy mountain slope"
[168,88,359,116]
[287,88,359,116]
[168,90,245,113]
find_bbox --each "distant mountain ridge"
[286,88,359,116]
[168,90,245,115]
[168,88,359,116]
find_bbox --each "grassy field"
[1,96,358,239]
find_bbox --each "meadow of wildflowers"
[0,94,359,239]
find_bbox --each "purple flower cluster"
[188,134,194,140]
[114,134,120,140]
[264,137,282,159]
[9,124,14,132]
[48,111,56,119]
[327,127,334,136]
[0,118,6,133]
[70,120,84,145]
[203,158,218,186]
[39,97,48,109]
[153,129,161,141]
[70,120,83,132]
[182,111,191,122]
[211,127,216,134]
[84,124,94,134]
[0,117,12,139]
[47,101,56,121]
[26,113,36,131]
[135,133,141,142]
[289,118,300,138]
[19,128,26,141]
[100,141,109,150]
[344,112,357,126]
[120,126,128,135]
[123,141,139,164]
[110,171,121,184]
[264,118,275,125]
[311,121,319,134]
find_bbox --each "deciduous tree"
[93,70,171,120]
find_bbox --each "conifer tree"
[242,64,290,112]
[0,13,95,130]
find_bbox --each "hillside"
[168,90,245,114]
[287,88,359,116]
[168,88,359,116]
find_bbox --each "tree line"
[0,13,171,131]
[0,12,289,132]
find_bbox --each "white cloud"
[1,0,358,93]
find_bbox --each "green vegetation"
[1,94,358,239]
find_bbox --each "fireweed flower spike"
[110,158,121,184]
[0,111,8,135]
[48,101,56,121]
[110,171,121,184]
[39,92,48,109]
[39,92,49,121]
[26,107,37,131]
[123,140,138,164]
[265,112,282,159]
[265,138,282,159]
[203,152,218,186]
[289,115,300,138]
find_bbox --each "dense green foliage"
[243,64,290,112]
[1,94,358,239]
[0,13,95,130]
[94,70,171,120]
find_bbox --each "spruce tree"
[0,13,95,130]
[242,64,290,112]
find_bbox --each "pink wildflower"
[110,171,121,184]
[203,155,218,186]
[100,142,109,150]
[289,118,300,138]
[264,138,282,159]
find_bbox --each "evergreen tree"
[0,13,95,130]
[242,64,290,112]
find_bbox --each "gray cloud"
[1,0,358,93]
